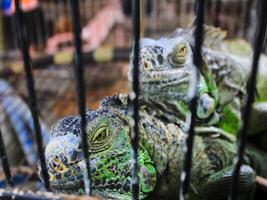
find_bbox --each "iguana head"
[44,108,157,199]
[128,27,221,121]
[129,28,195,101]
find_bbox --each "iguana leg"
[201,165,256,200]
[195,126,236,143]
[197,93,216,119]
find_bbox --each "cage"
[0,0,266,200]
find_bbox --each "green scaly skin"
[129,25,267,135]
[129,35,219,130]
[43,95,267,200]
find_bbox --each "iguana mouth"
[92,190,133,200]
[138,68,190,86]
[50,168,135,200]
[141,76,189,87]
[50,172,84,191]
[47,160,85,190]
[58,188,133,200]
[136,69,191,99]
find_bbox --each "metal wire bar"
[69,0,91,195]
[232,1,243,37]
[214,0,222,27]
[179,0,205,199]
[131,0,140,199]
[229,0,267,199]
[14,0,50,191]
[0,129,13,187]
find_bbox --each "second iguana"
[128,25,267,135]
[43,95,267,200]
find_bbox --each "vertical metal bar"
[48,0,54,37]
[35,8,45,50]
[81,0,86,26]
[33,9,43,50]
[55,0,59,33]
[131,0,140,199]
[41,1,50,43]
[14,0,50,191]
[11,16,19,50]
[229,0,267,199]
[214,0,221,27]
[69,0,91,195]
[234,1,243,37]
[179,0,205,199]
[0,129,13,187]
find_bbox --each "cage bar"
[14,0,50,191]
[229,0,267,199]
[69,0,91,195]
[131,0,141,199]
[0,129,13,187]
[179,0,205,199]
[214,0,222,27]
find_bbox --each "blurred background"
[0,0,262,191]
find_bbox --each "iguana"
[43,95,267,200]
[128,25,267,135]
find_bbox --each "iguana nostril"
[50,155,69,173]
[49,150,82,173]
[52,161,57,168]
[60,154,68,165]
[70,150,78,161]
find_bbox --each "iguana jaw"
[51,174,138,200]
[49,170,83,192]
[45,134,84,192]
[130,68,191,100]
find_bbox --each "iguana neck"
[138,110,185,199]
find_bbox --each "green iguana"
[128,25,267,135]
[43,95,267,200]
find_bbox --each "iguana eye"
[179,46,187,56]
[91,126,109,143]
[170,42,188,66]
